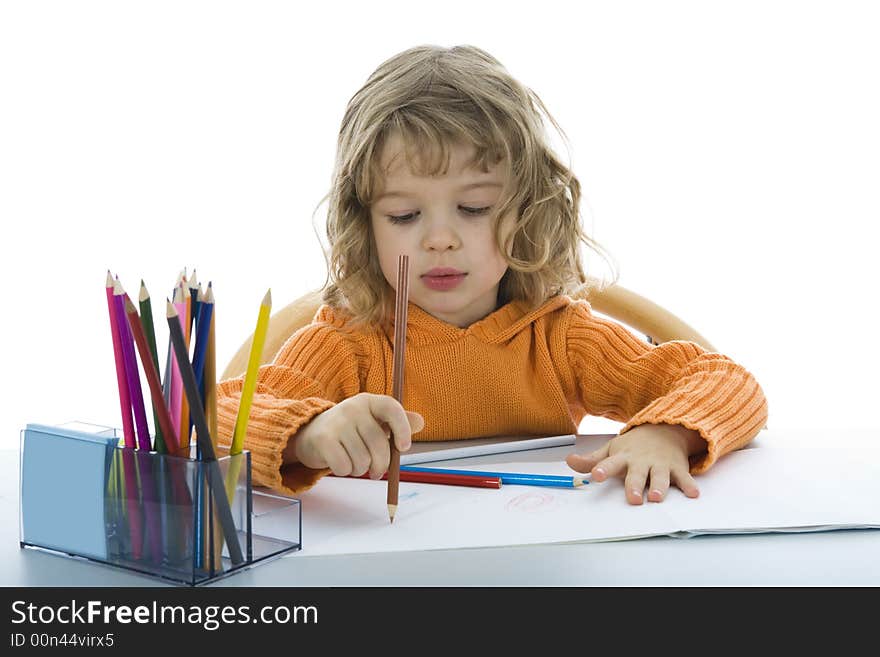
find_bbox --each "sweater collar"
[388,295,570,346]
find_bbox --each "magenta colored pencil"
[105,271,134,448]
[113,280,152,451]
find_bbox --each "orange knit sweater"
[216,295,768,496]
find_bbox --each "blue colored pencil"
[189,294,213,569]
[400,466,588,488]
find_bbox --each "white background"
[1,0,878,451]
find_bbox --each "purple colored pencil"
[113,280,152,451]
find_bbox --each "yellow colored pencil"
[231,289,272,454]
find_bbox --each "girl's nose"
[420,216,461,251]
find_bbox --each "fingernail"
[594,467,605,478]
[631,489,641,499]
[650,489,662,501]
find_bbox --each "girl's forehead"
[377,133,490,180]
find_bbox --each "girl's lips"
[423,267,466,277]
[421,273,467,291]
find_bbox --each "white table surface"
[4,428,879,587]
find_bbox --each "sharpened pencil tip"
[387,504,397,523]
[105,270,114,286]
[166,299,177,317]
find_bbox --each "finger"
[647,466,671,503]
[565,443,610,473]
[358,419,392,479]
[322,438,355,477]
[368,394,413,451]
[672,467,700,498]
[339,429,373,477]
[624,466,649,505]
[406,411,425,435]
[590,452,627,482]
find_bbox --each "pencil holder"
[19,422,302,586]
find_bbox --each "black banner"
[0,586,869,650]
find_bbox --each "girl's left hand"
[565,424,705,505]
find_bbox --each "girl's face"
[370,133,514,328]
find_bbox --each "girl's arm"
[565,300,768,475]
[216,317,365,495]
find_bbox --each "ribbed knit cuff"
[216,393,336,495]
[619,367,768,474]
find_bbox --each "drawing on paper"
[505,490,557,513]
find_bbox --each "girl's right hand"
[293,392,425,479]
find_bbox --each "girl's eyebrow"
[375,181,503,202]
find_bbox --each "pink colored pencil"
[113,279,151,451]
[105,271,134,447]
[168,283,186,451]
[107,275,143,559]
[173,282,190,449]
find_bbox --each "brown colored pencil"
[123,296,180,452]
[387,255,409,523]
[204,283,217,446]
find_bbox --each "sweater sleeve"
[566,300,768,473]
[216,316,364,495]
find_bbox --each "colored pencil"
[205,283,222,568]
[166,300,244,565]
[105,271,134,447]
[106,274,144,559]
[124,295,179,452]
[119,297,168,562]
[119,446,144,560]
[116,283,164,561]
[189,287,214,569]
[188,269,199,336]
[400,466,588,488]
[222,287,272,539]
[230,289,272,454]
[387,254,409,523]
[141,280,191,560]
[190,289,214,451]
[332,471,502,489]
[113,280,151,451]
[173,282,190,449]
[138,280,167,453]
[167,283,184,449]
[204,283,218,445]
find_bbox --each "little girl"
[216,44,767,505]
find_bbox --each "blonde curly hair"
[314,44,618,328]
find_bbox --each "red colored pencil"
[123,295,180,452]
[333,470,502,489]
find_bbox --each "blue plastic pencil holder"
[19,422,302,586]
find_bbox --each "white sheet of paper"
[267,446,880,557]
[400,434,579,465]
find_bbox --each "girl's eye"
[461,205,492,216]
[387,206,492,225]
